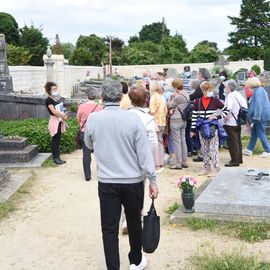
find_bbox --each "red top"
[77,101,103,132]
[245,85,254,99]
[201,96,211,109]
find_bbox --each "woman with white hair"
[149,82,168,173]
[223,79,247,166]
[242,77,270,157]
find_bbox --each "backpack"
[231,97,248,125]
[177,94,194,120]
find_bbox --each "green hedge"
[0,118,79,153]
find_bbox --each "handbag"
[75,103,98,148]
[231,97,248,125]
[142,197,160,253]
[177,94,194,120]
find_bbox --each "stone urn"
[181,189,195,213]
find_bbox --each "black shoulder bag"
[177,94,194,120]
[142,197,160,253]
[231,97,248,126]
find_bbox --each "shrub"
[251,64,261,75]
[0,118,79,153]
[70,102,78,113]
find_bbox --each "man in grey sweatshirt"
[84,80,158,270]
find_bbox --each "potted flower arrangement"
[176,176,197,213]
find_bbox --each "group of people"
[44,66,270,270]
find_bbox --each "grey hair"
[100,80,122,102]
[87,86,100,100]
[199,68,211,80]
[224,79,238,92]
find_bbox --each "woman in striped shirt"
[190,81,229,175]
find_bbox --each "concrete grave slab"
[0,171,32,202]
[195,168,270,218]
[0,153,51,169]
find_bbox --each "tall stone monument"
[0,34,13,93]
[44,45,55,82]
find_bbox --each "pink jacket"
[48,115,67,137]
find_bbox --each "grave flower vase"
[181,190,195,213]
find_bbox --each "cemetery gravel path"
[0,150,270,270]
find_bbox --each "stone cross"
[0,34,13,93]
[215,56,229,69]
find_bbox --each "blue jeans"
[247,122,270,153]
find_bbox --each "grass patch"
[241,135,270,155]
[224,222,270,242]
[164,202,180,214]
[191,246,270,270]
[0,201,16,219]
[184,217,270,243]
[0,171,36,221]
[186,217,218,231]
[42,157,57,168]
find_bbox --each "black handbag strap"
[231,97,242,123]
[79,103,98,131]
[149,197,157,215]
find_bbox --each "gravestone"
[0,34,13,93]
[167,68,178,79]
[195,168,270,218]
[0,137,38,163]
[0,168,10,190]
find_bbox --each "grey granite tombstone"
[0,168,10,190]
[167,68,178,79]
[0,34,13,93]
[195,168,270,218]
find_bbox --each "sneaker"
[129,255,147,270]
[260,152,270,158]
[168,159,176,166]
[242,149,253,156]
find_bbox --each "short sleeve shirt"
[46,97,59,115]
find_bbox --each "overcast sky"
[2,0,243,50]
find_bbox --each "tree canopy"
[227,0,270,60]
[139,21,170,44]
[159,34,189,64]
[19,25,49,66]
[0,12,20,45]
[70,34,107,66]
[189,42,219,63]
[7,44,32,65]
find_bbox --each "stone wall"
[115,60,264,78]
[8,58,264,97]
